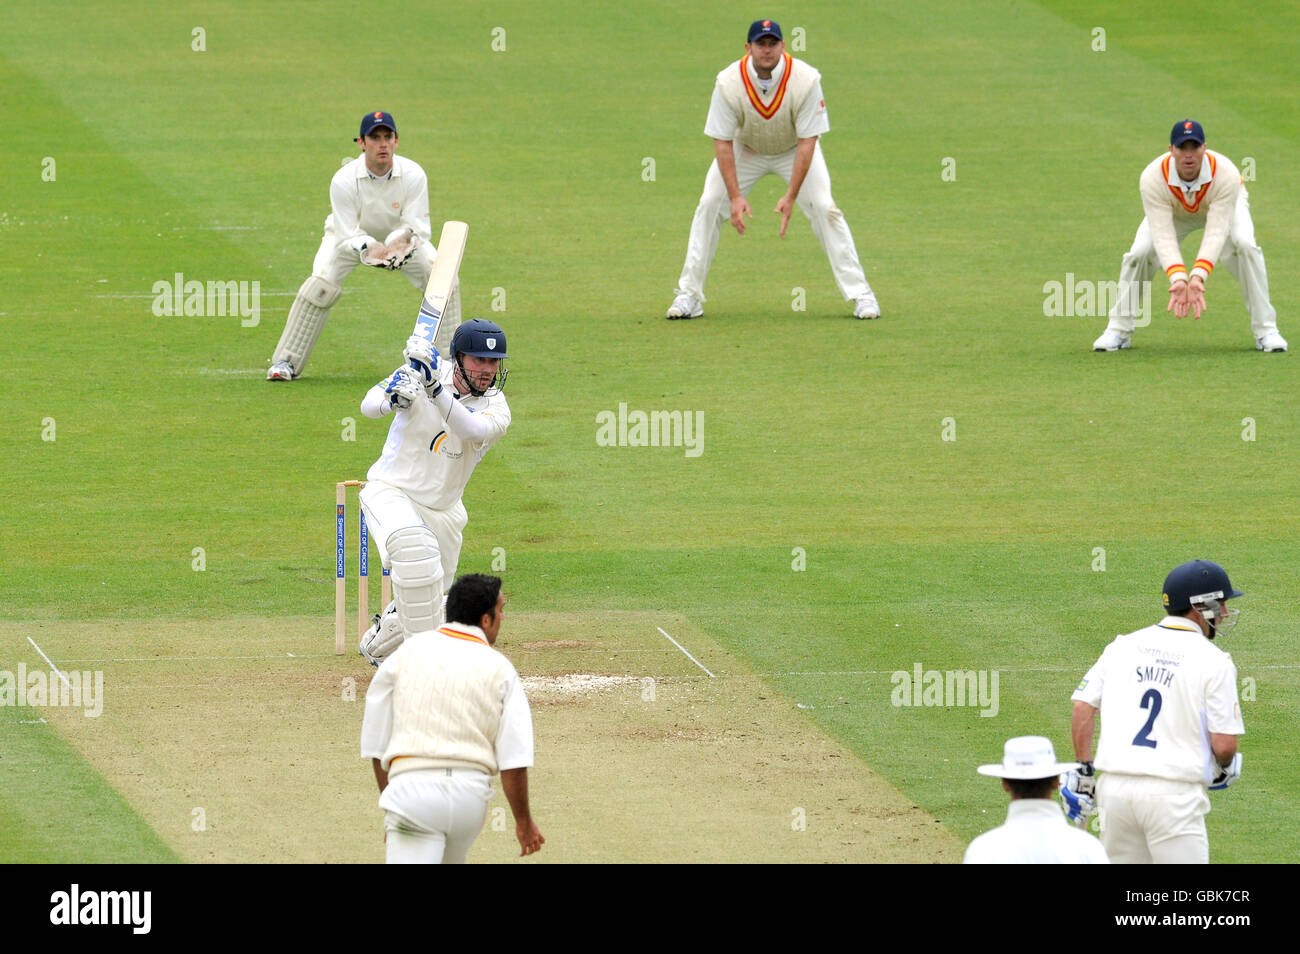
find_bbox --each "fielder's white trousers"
[1105,190,1279,338]
[675,140,872,303]
[359,480,467,633]
[1097,773,1211,864]
[380,768,492,864]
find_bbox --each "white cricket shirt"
[326,154,433,253]
[363,361,510,512]
[1073,616,1244,784]
[963,799,1110,864]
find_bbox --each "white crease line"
[26,636,73,689]
[656,627,714,678]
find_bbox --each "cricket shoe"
[665,293,703,320]
[853,292,880,320]
[1256,332,1288,353]
[267,360,298,381]
[1092,330,1131,352]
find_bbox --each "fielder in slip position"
[266,111,461,380]
[1062,560,1246,864]
[1093,120,1286,353]
[361,573,543,863]
[356,319,510,665]
[665,19,880,321]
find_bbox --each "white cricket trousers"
[1105,190,1279,338]
[675,140,872,303]
[359,480,467,635]
[380,768,492,864]
[1097,773,1212,864]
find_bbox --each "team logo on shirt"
[430,430,447,453]
[1075,678,1088,692]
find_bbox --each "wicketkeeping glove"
[1060,762,1096,826]
[1209,753,1242,790]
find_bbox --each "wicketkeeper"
[267,111,461,380]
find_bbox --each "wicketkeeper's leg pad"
[386,525,444,636]
[271,275,342,373]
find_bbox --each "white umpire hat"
[977,736,1080,779]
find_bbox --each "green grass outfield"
[1,0,1296,864]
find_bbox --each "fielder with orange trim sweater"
[361,574,543,863]
[1093,120,1286,353]
[665,19,880,322]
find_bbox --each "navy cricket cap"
[1171,119,1205,146]
[356,111,397,141]
[747,19,782,42]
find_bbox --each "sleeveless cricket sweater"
[716,54,821,155]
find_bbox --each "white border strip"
[26,636,72,689]
[656,627,715,678]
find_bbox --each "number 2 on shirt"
[1132,688,1162,748]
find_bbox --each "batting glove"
[381,365,423,410]
[1209,753,1242,790]
[403,335,440,386]
[1060,762,1096,826]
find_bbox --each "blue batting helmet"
[449,319,508,360]
[1162,560,1243,614]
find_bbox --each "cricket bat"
[411,220,468,350]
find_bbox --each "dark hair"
[1005,776,1059,799]
[445,574,502,628]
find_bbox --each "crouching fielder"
[266,110,462,381]
[357,319,510,664]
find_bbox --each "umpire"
[361,573,544,862]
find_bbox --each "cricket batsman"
[355,319,510,664]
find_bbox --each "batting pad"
[386,525,443,635]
